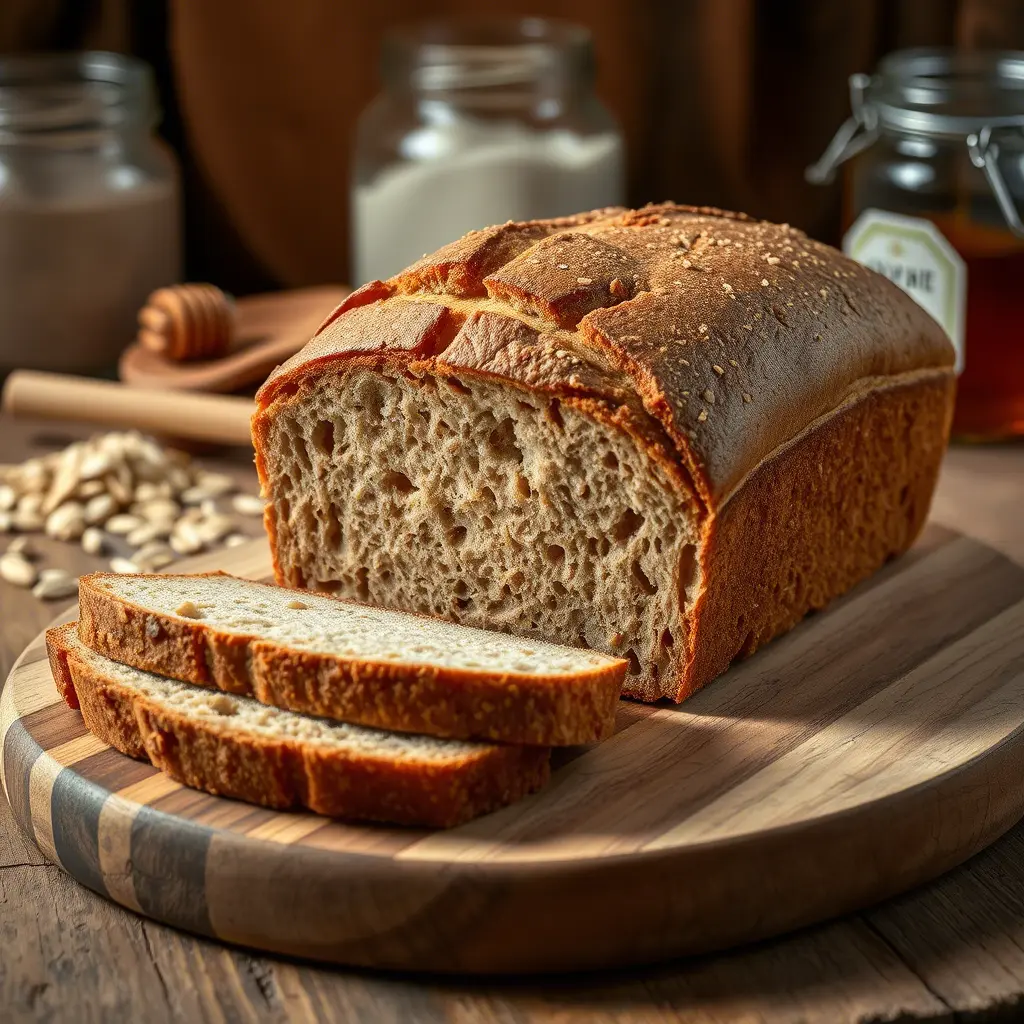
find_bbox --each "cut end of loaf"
[259,367,702,700]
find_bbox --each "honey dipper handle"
[2,371,254,446]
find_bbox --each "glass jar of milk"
[352,18,625,284]
[0,52,181,373]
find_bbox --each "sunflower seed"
[0,554,38,587]
[32,570,79,601]
[109,557,141,574]
[105,514,144,535]
[81,527,106,555]
[232,493,265,516]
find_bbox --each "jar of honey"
[808,49,1024,441]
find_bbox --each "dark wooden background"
[4,0,1024,291]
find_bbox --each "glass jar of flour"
[0,52,181,373]
[352,18,625,284]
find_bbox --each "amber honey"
[930,213,1024,439]
[841,201,1024,440]
[813,49,1024,442]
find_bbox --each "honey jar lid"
[807,48,1024,238]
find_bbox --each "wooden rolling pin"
[2,371,254,446]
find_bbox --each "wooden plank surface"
[1,414,1022,1022]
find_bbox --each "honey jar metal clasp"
[966,123,1024,238]
[807,51,1024,240]
[805,73,877,186]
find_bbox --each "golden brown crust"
[392,209,625,299]
[47,623,551,828]
[652,371,955,703]
[75,573,625,746]
[484,229,645,327]
[48,625,145,757]
[436,309,627,400]
[257,299,464,407]
[257,203,954,504]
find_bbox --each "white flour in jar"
[353,125,623,284]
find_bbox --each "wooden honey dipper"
[121,283,349,393]
[137,283,237,362]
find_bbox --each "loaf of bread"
[48,622,550,827]
[253,204,955,702]
[75,571,625,745]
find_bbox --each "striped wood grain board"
[3,526,1024,974]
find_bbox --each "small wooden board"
[3,526,1024,975]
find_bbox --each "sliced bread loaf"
[252,204,954,704]
[47,622,550,827]
[75,572,625,746]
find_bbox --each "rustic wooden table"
[2,413,1022,1024]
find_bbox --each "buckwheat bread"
[75,571,625,745]
[252,203,956,702]
[47,622,550,827]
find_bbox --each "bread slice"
[47,623,550,827]
[75,572,625,746]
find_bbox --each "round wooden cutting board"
[3,526,1024,974]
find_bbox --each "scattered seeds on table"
[45,502,86,542]
[170,521,204,555]
[133,539,173,562]
[12,509,44,532]
[127,522,171,547]
[134,481,169,502]
[105,513,144,535]
[195,471,236,496]
[81,527,106,555]
[7,536,35,558]
[104,467,133,506]
[0,430,265,598]
[232,493,265,516]
[136,498,180,523]
[17,493,43,517]
[0,554,38,588]
[84,493,117,526]
[32,571,79,601]
[195,514,234,544]
[78,479,106,499]
[109,557,141,574]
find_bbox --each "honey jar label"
[844,208,966,372]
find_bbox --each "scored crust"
[252,203,957,702]
[258,203,954,506]
[75,572,625,746]
[46,622,551,828]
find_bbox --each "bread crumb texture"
[96,572,618,676]
[261,372,697,695]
